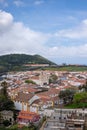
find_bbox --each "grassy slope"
[45,66,87,71]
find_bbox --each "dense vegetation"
[0,81,14,111]
[25,79,36,84]
[65,92,87,109]
[62,83,87,109]
[0,54,56,73]
[59,89,75,105]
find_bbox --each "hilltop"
[0,54,56,73]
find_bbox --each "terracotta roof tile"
[18,115,33,120]
[15,92,34,102]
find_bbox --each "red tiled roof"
[19,111,39,115]
[30,76,39,80]
[17,111,40,120]
[26,87,37,93]
[36,88,59,98]
[18,115,33,120]
[14,92,34,102]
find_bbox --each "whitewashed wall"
[14,101,22,110]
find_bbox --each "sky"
[0,0,87,65]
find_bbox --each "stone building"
[0,110,14,124]
[39,71,49,86]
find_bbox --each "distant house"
[17,111,40,126]
[36,88,60,107]
[24,64,49,67]
[30,71,50,86]
[30,97,53,112]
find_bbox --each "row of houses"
[0,70,87,127]
[13,87,60,113]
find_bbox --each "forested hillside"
[0,54,56,73]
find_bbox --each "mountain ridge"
[0,54,56,73]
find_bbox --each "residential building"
[44,109,86,130]
[14,91,40,112]
[17,111,40,126]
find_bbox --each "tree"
[0,81,15,111]
[4,100,15,110]
[73,92,87,103]
[1,81,8,99]
[25,79,36,84]
[1,81,8,87]
[28,122,37,130]
[79,81,87,92]
[0,112,2,124]
[0,96,15,111]
[59,89,75,104]
[49,74,58,83]
[3,120,11,126]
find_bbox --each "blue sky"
[0,0,87,65]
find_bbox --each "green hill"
[0,54,56,72]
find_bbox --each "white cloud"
[0,10,13,26]
[0,10,49,55]
[0,10,13,33]
[34,0,44,5]
[55,19,87,39]
[46,44,87,59]
[1,10,87,64]
[82,19,87,25]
